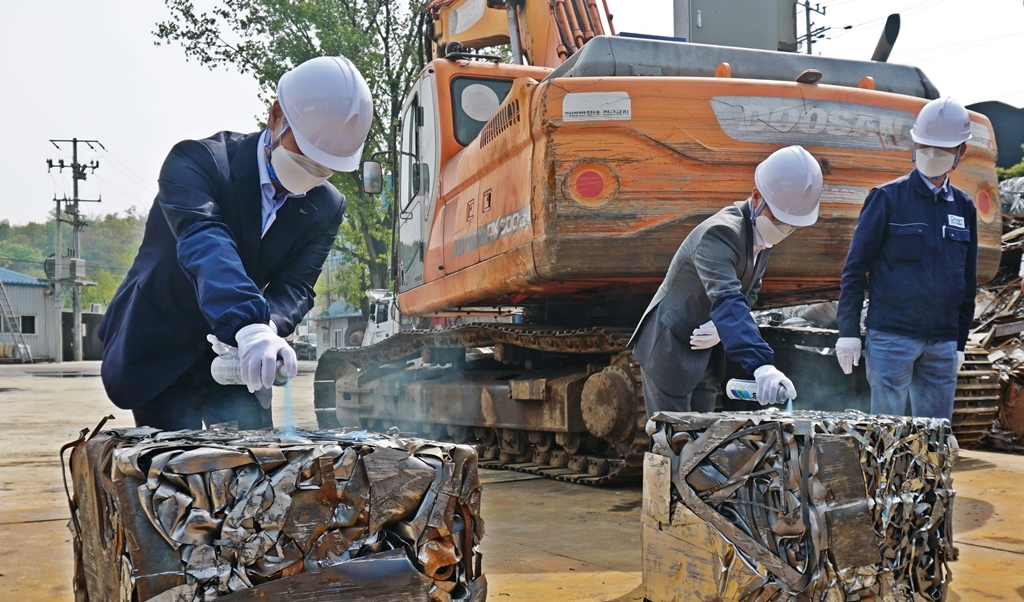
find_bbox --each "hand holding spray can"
[211,355,289,387]
[725,378,794,410]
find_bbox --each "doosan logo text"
[736,106,904,140]
[711,96,917,151]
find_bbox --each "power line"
[96,148,158,194]
[895,30,1024,58]
[911,31,1024,64]
[824,0,947,42]
[0,256,132,273]
[90,172,150,205]
[53,141,155,203]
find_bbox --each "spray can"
[211,355,289,386]
[725,378,793,405]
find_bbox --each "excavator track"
[316,324,633,368]
[474,358,649,485]
[315,326,1001,484]
[315,324,649,484]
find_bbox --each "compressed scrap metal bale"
[642,410,957,602]
[63,425,485,602]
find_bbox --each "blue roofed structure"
[0,266,48,287]
[0,266,57,360]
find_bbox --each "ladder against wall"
[0,280,32,363]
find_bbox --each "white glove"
[690,320,720,350]
[957,350,965,373]
[207,334,237,356]
[835,337,862,375]
[753,365,796,405]
[235,324,298,393]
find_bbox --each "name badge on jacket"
[948,214,965,228]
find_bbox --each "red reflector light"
[976,186,996,224]
[563,162,619,209]
[576,171,604,198]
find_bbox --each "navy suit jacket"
[98,131,345,409]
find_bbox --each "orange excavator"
[314,0,1001,482]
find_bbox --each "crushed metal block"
[643,410,957,602]
[64,426,486,602]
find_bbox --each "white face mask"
[752,199,797,246]
[268,121,333,194]
[915,147,957,179]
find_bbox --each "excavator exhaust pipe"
[871,14,900,62]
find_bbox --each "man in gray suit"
[631,146,824,416]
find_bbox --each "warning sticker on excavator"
[711,96,916,151]
[563,92,632,122]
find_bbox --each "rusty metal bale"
[63,424,486,602]
[642,410,957,602]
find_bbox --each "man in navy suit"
[99,56,373,429]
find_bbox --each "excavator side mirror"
[362,161,383,195]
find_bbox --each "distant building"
[60,308,104,361]
[968,101,1024,169]
[314,300,365,358]
[0,267,58,361]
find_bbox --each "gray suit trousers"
[640,354,719,416]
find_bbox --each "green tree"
[0,209,147,308]
[998,144,1024,181]
[0,241,45,277]
[155,0,424,314]
[79,209,148,308]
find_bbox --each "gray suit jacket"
[630,200,771,395]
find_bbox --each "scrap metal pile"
[63,423,485,602]
[970,217,1024,449]
[642,410,957,602]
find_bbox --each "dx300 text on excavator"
[314,0,1002,484]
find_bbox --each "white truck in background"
[360,289,400,347]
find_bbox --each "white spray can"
[725,378,794,409]
[211,355,289,386]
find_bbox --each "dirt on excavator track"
[314,325,997,485]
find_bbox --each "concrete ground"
[0,362,1022,601]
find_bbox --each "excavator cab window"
[451,77,513,146]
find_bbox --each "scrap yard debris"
[971,216,1024,449]
[63,423,485,602]
[642,410,957,602]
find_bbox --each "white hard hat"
[754,145,823,227]
[910,97,972,148]
[277,56,373,172]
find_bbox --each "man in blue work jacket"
[835,97,977,421]
[98,56,373,430]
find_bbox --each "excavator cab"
[395,70,439,292]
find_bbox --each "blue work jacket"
[837,170,978,351]
[98,131,345,409]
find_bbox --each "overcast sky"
[2,0,1021,225]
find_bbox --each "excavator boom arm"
[426,0,614,67]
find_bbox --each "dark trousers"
[642,362,718,417]
[131,350,273,430]
[640,342,724,417]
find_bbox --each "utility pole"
[47,138,102,362]
[798,1,829,55]
[325,251,333,312]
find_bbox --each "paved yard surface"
[0,362,1022,601]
